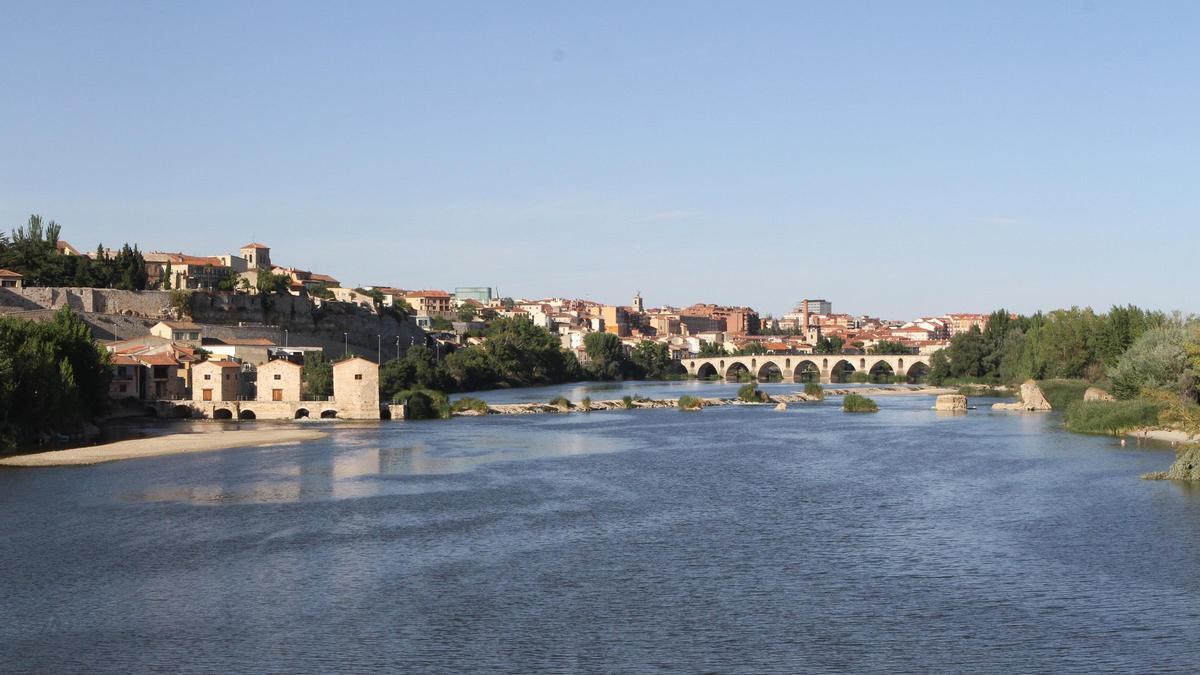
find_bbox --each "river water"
[2,382,1199,672]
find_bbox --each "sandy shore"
[0,428,327,467]
[1125,428,1199,444]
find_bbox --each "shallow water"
[2,383,1198,672]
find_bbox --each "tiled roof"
[159,320,202,330]
[199,360,241,368]
[242,243,270,249]
[0,269,23,278]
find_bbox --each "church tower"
[632,291,644,312]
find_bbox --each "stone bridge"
[682,353,931,383]
[148,399,388,420]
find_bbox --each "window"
[354,373,363,380]
[204,374,211,380]
[119,384,127,393]
[274,374,281,380]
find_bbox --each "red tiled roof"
[242,243,269,249]
[404,290,451,298]
[159,320,202,330]
[200,360,241,368]
[138,353,180,366]
[0,269,22,278]
[111,354,140,366]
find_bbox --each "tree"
[584,331,628,379]
[457,305,477,322]
[630,340,684,379]
[1108,326,1195,400]
[443,347,499,391]
[735,342,768,356]
[868,340,916,355]
[814,335,845,354]
[697,340,725,357]
[0,308,111,448]
[302,352,333,399]
[161,261,172,290]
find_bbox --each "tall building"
[795,299,832,316]
[455,287,494,302]
[631,291,644,313]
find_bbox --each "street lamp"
[283,329,288,348]
[395,336,400,360]
[343,332,348,358]
[376,334,381,364]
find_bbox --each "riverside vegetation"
[931,307,1200,437]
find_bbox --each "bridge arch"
[725,362,750,381]
[905,361,930,383]
[794,359,820,382]
[696,362,719,379]
[829,359,857,383]
[238,409,257,420]
[867,360,895,383]
[757,361,783,382]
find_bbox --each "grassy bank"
[1064,399,1162,435]
[1037,379,1092,411]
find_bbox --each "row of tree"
[928,306,1199,402]
[0,215,149,290]
[0,308,112,449]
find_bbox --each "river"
[2,382,1199,672]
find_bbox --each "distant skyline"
[2,1,1197,318]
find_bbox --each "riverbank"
[0,428,327,467]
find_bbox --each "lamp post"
[395,336,400,360]
[376,334,381,364]
[343,332,348,358]
[283,329,288,348]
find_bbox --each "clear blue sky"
[2,1,1196,318]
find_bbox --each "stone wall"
[0,287,173,317]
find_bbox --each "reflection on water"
[4,384,1200,671]
[128,429,628,504]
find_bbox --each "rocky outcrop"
[933,394,968,411]
[992,380,1053,412]
[774,402,787,412]
[1085,387,1116,402]
[1143,446,1200,481]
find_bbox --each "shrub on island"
[804,382,824,400]
[737,382,770,403]
[842,393,879,413]
[449,396,490,415]
[677,395,704,411]
[549,395,572,411]
[394,389,450,420]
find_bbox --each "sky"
[1,1,1197,319]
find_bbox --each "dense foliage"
[302,352,333,399]
[868,340,917,355]
[0,308,111,448]
[379,317,582,400]
[0,215,148,290]
[737,382,770,403]
[1064,399,1163,435]
[677,395,703,410]
[804,382,824,400]
[928,307,1171,386]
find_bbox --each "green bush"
[842,393,879,413]
[620,395,634,409]
[737,382,769,403]
[804,382,825,400]
[394,388,449,420]
[849,371,871,383]
[1037,379,1090,411]
[449,396,490,414]
[1064,399,1161,434]
[581,396,592,411]
[677,395,703,411]
[549,395,572,411]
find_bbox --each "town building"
[150,320,202,343]
[402,290,453,317]
[0,269,23,289]
[454,287,494,302]
[332,357,380,419]
[191,360,242,402]
[255,358,303,402]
